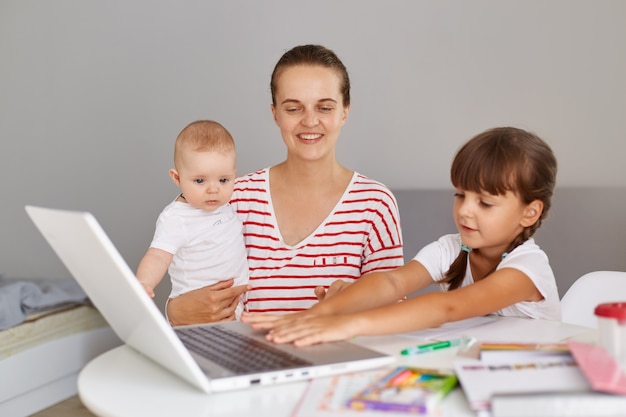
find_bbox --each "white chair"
[560,270,626,328]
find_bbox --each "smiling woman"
[165,45,405,325]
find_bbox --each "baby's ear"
[169,169,181,186]
[521,200,544,227]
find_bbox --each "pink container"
[595,302,626,372]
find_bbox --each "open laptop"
[25,205,395,393]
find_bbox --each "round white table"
[78,319,595,417]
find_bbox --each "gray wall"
[2,1,625,310]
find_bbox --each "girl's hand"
[265,314,361,347]
[241,310,313,330]
[240,311,284,329]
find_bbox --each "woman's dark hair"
[442,127,558,290]
[270,44,350,107]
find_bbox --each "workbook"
[456,340,626,416]
[347,366,458,414]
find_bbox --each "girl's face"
[271,65,350,163]
[453,189,541,257]
[169,149,236,212]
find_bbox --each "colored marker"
[401,338,463,356]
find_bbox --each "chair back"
[560,270,626,328]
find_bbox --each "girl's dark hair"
[270,44,350,107]
[442,127,558,290]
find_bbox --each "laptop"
[25,205,395,393]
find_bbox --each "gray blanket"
[0,276,88,330]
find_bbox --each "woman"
[167,45,404,325]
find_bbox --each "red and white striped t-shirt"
[231,168,404,314]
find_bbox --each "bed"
[0,278,122,417]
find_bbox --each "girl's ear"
[169,169,181,187]
[521,200,544,227]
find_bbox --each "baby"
[137,120,248,320]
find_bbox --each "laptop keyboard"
[175,325,312,374]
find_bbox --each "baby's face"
[174,149,236,212]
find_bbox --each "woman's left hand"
[314,279,351,301]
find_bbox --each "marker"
[401,338,463,356]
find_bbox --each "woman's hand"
[166,279,250,326]
[314,279,351,301]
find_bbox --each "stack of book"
[454,340,626,417]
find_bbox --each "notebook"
[25,205,395,393]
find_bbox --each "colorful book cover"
[347,366,458,414]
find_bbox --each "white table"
[78,318,596,417]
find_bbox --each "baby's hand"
[139,282,155,298]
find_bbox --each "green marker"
[401,338,463,355]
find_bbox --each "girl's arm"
[266,266,541,346]
[313,260,433,314]
[359,266,542,334]
[242,260,433,327]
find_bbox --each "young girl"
[242,126,561,346]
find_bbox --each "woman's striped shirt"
[231,168,404,314]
